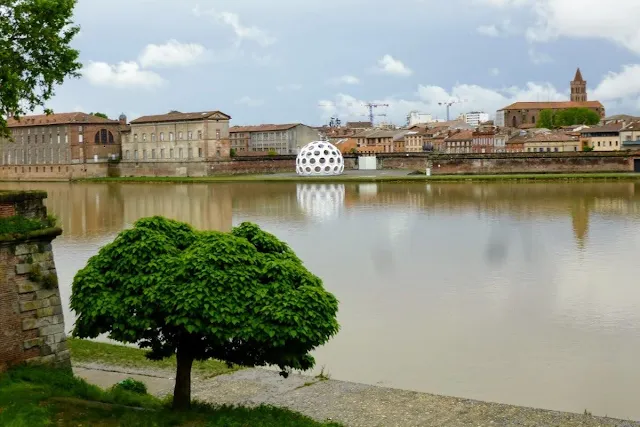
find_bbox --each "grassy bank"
[68,338,237,379]
[70,172,640,184]
[0,365,341,426]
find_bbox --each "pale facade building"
[580,123,623,151]
[122,111,231,162]
[229,124,320,155]
[407,111,434,127]
[461,112,490,127]
[620,121,640,150]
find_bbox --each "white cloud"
[477,25,500,37]
[194,6,276,47]
[276,84,302,92]
[329,75,361,85]
[489,68,501,76]
[528,48,552,65]
[138,40,207,68]
[83,61,164,89]
[235,96,264,107]
[375,55,413,77]
[593,65,640,103]
[319,82,567,124]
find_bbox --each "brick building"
[0,112,124,166]
[122,110,231,162]
[472,129,496,153]
[496,69,605,129]
[444,130,473,153]
[229,124,319,155]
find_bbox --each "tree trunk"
[172,342,194,411]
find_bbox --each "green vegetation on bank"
[68,338,237,379]
[0,214,57,237]
[70,172,640,184]
[0,365,341,427]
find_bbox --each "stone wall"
[0,163,109,181]
[0,191,67,372]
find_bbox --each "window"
[554,147,558,152]
[188,131,193,140]
[616,141,619,146]
[79,134,83,143]
[170,148,174,158]
[574,147,578,151]
[125,150,130,159]
[546,147,550,152]
[169,132,174,141]
[152,149,156,159]
[216,148,220,157]
[188,148,192,158]
[179,148,183,158]
[27,135,30,143]
[179,132,183,140]
[160,149,165,159]
[216,129,220,139]
[143,150,147,160]
[197,130,202,140]
[152,133,156,142]
[134,134,138,141]
[142,133,147,141]
[198,148,202,157]
[598,141,601,147]
[134,150,138,160]
[49,134,52,143]
[79,125,83,132]
[160,132,165,141]
[609,141,612,147]
[94,129,114,144]
[35,135,38,143]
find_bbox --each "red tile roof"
[131,111,231,124]
[445,130,473,141]
[230,123,301,132]
[500,101,604,111]
[7,112,118,127]
[580,123,624,134]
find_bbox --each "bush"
[230,148,237,158]
[267,150,278,156]
[113,378,148,395]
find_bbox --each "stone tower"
[570,68,587,102]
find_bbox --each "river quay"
[74,363,639,427]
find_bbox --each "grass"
[68,338,237,379]
[0,214,56,236]
[0,365,342,426]
[71,172,640,184]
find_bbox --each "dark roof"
[445,130,473,141]
[500,101,604,111]
[622,121,640,132]
[580,123,624,134]
[573,68,584,82]
[230,123,301,132]
[346,121,372,128]
[7,112,118,127]
[131,111,231,124]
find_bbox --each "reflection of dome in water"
[296,184,345,221]
[296,141,344,176]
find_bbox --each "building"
[229,124,319,155]
[444,130,473,153]
[122,110,231,162]
[603,114,640,125]
[506,135,525,152]
[0,112,124,166]
[493,129,517,153]
[524,131,580,153]
[460,111,490,127]
[355,129,405,153]
[620,121,640,150]
[472,129,495,153]
[496,69,605,129]
[580,123,624,151]
[404,130,426,152]
[407,111,434,127]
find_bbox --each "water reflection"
[2,181,640,420]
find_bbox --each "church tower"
[570,68,587,102]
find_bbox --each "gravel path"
[74,363,640,427]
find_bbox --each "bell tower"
[570,68,587,102]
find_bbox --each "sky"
[40,0,640,126]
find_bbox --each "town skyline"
[27,0,640,127]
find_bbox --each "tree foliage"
[90,112,109,119]
[0,0,81,137]
[71,217,340,410]
[536,108,601,129]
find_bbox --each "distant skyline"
[36,0,640,126]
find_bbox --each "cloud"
[477,25,500,37]
[194,6,276,47]
[528,48,552,65]
[138,40,207,68]
[375,55,413,76]
[489,68,501,76]
[235,96,264,107]
[276,84,303,92]
[328,75,361,85]
[83,61,164,89]
[593,64,640,104]
[319,81,567,124]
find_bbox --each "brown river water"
[2,180,640,420]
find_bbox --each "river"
[2,180,640,420]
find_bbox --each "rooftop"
[499,101,604,111]
[230,123,301,133]
[445,130,473,141]
[131,111,231,124]
[622,121,640,132]
[580,123,624,134]
[7,112,118,128]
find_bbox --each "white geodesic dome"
[296,184,345,222]
[296,141,344,176]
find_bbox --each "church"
[496,69,605,129]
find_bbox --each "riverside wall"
[0,191,68,372]
[0,153,637,180]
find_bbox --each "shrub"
[113,378,148,395]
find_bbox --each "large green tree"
[0,0,81,137]
[536,107,601,129]
[71,217,340,410]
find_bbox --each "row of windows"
[594,140,619,147]
[7,134,68,144]
[132,129,220,142]
[249,132,289,141]
[526,147,578,152]
[125,147,209,160]
[1,148,69,165]
[2,166,71,173]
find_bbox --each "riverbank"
[68,339,639,426]
[69,171,640,184]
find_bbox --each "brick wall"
[0,163,109,181]
[0,191,67,372]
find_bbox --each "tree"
[537,109,555,129]
[0,0,82,137]
[90,112,109,119]
[536,108,601,129]
[71,217,340,410]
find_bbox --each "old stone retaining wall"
[0,163,109,181]
[0,191,67,372]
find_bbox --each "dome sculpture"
[296,184,345,222]
[296,141,344,176]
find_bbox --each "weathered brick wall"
[0,191,67,372]
[0,163,109,181]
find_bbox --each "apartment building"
[354,129,405,153]
[620,121,640,150]
[444,130,473,153]
[122,110,231,162]
[0,112,123,166]
[404,130,426,152]
[461,111,489,127]
[580,123,623,151]
[524,132,580,153]
[472,129,496,153]
[229,124,319,155]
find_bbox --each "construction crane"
[364,103,389,126]
[438,99,466,121]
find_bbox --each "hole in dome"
[302,158,307,164]
[334,166,339,172]
[329,158,335,163]
[306,167,311,172]
[318,144,324,148]
[315,166,321,172]
[319,157,326,164]
[331,151,337,156]
[310,158,316,164]
[324,150,329,155]
[314,151,320,156]
[337,158,342,164]
[325,166,331,172]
